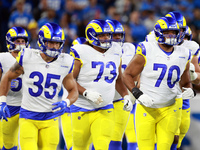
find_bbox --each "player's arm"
[0,62,23,120]
[123,53,154,107]
[73,59,85,95]
[62,72,79,105]
[73,59,103,105]
[116,61,133,111]
[0,62,24,96]
[0,68,2,80]
[180,62,193,88]
[122,54,145,91]
[190,55,200,84]
[179,62,196,99]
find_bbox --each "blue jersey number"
[11,77,22,92]
[29,71,61,99]
[122,64,127,71]
[153,63,180,88]
[92,61,117,83]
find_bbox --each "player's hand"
[128,90,136,104]
[189,63,198,81]
[0,102,10,121]
[131,87,154,107]
[123,95,133,111]
[83,90,103,105]
[137,94,154,107]
[52,99,70,115]
[182,87,196,100]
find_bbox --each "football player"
[145,12,199,150]
[0,22,78,150]
[123,16,195,150]
[0,26,28,150]
[70,19,132,150]
[106,19,137,150]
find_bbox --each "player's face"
[98,33,111,42]
[112,33,123,40]
[14,38,26,46]
[180,28,185,39]
[46,41,61,49]
[12,38,26,58]
[163,30,177,39]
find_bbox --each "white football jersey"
[16,48,74,112]
[145,31,157,42]
[71,42,122,110]
[0,52,22,106]
[114,42,136,100]
[137,42,190,108]
[181,40,199,57]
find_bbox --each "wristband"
[131,87,143,99]
[0,96,6,103]
[64,99,70,107]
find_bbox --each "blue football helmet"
[6,27,29,52]
[106,19,125,46]
[154,16,180,46]
[71,37,87,46]
[85,19,112,49]
[38,23,65,58]
[185,26,192,41]
[166,11,186,43]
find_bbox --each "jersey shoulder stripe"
[16,48,26,66]
[136,42,147,65]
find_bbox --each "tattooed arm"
[0,62,24,96]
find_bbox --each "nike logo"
[174,110,177,112]
[54,118,58,121]
[107,111,112,113]
[61,65,68,68]
[187,110,190,113]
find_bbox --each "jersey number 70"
[153,63,180,88]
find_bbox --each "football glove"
[189,63,198,81]
[83,90,103,105]
[123,95,133,111]
[131,87,154,107]
[137,94,154,107]
[52,99,70,115]
[0,96,10,121]
[182,87,196,100]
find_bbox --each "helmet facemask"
[95,33,112,49]
[112,33,125,47]
[162,31,179,46]
[39,35,64,58]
